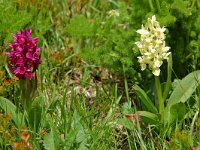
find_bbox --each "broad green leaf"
[165,70,200,126]
[43,120,60,150]
[28,96,44,131]
[133,85,158,113]
[167,70,200,107]
[164,103,187,130]
[138,111,159,125]
[0,97,24,126]
[169,103,186,121]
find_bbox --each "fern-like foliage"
[66,2,139,78]
[0,1,32,44]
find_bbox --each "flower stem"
[155,76,164,123]
[163,54,172,101]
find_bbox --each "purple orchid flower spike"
[6,29,41,80]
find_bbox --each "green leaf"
[165,71,200,126]
[170,103,186,121]
[64,129,77,149]
[167,70,200,107]
[133,85,158,113]
[43,131,56,150]
[43,133,53,150]
[28,96,44,131]
[138,111,159,125]
[164,103,186,127]
[43,121,60,150]
[76,126,88,150]
[117,118,134,130]
[0,97,24,126]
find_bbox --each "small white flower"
[135,15,171,76]
[153,59,163,68]
[135,42,142,49]
[162,46,170,52]
[141,63,146,71]
[108,10,120,17]
[152,68,160,76]
[152,15,156,22]
[136,25,149,35]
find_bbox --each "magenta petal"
[14,66,26,75]
[25,71,33,79]
[25,29,32,36]
[27,40,35,49]
[32,37,38,44]
[27,48,34,52]
[35,47,41,53]
[33,52,39,60]
[27,60,33,67]
[15,73,23,80]
[17,36,25,44]
[15,46,23,52]
[15,57,24,65]
[26,52,33,59]
[6,52,13,58]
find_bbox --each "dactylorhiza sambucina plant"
[134,16,200,134]
[6,29,41,109]
[6,29,41,80]
[135,15,171,76]
[135,15,171,125]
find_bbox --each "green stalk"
[191,0,197,9]
[196,0,199,9]
[155,76,164,122]
[122,64,131,106]
[148,0,155,12]
[155,0,161,13]
[163,54,172,101]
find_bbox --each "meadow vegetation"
[0,0,200,149]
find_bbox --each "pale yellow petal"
[152,68,160,76]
